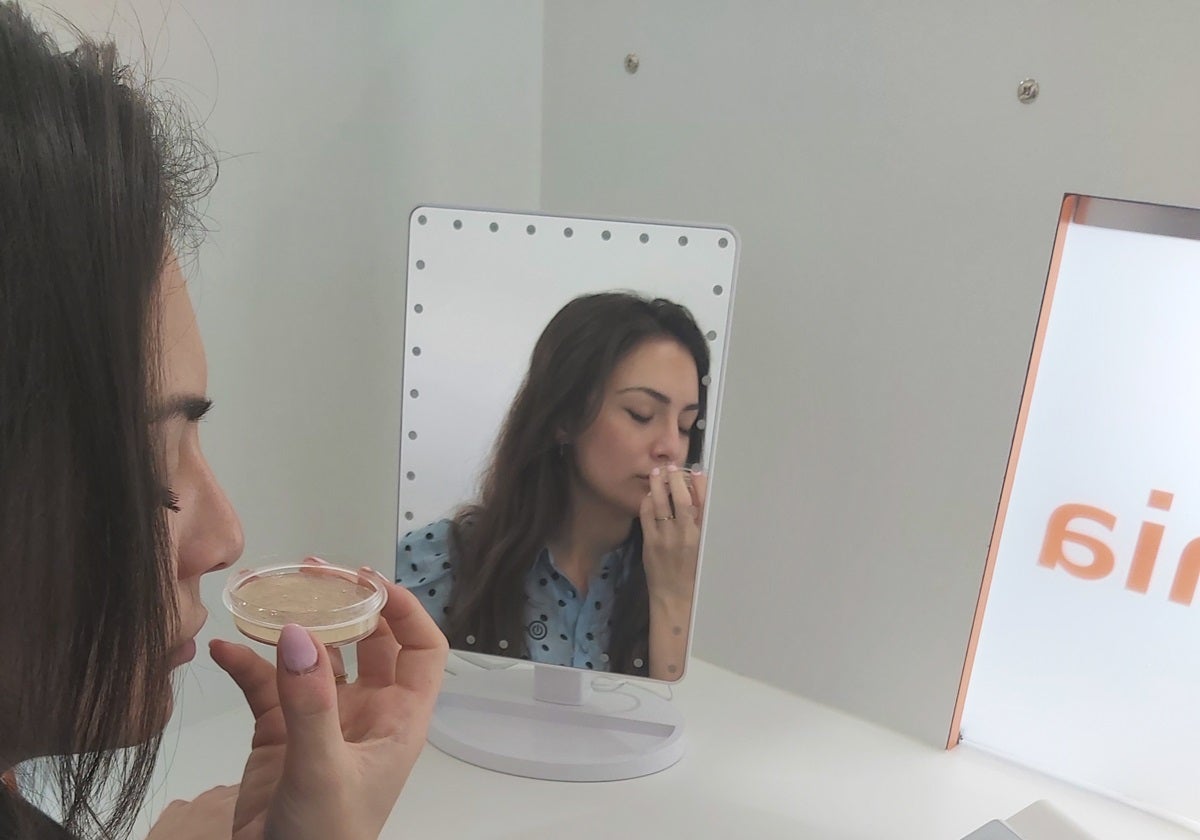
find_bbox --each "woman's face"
[156,258,244,677]
[570,337,700,518]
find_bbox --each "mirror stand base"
[427,663,685,782]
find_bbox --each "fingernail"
[305,556,329,566]
[651,467,660,476]
[668,464,678,472]
[279,624,318,675]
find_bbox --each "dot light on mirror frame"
[639,233,649,243]
[489,222,499,232]
[414,304,423,313]
[706,330,717,340]
[417,214,427,225]
[718,237,729,248]
[453,219,462,230]
[410,389,419,398]
[601,230,611,240]
[416,259,426,270]
[713,284,724,296]
[679,236,688,246]
[527,224,536,235]
[564,227,573,238]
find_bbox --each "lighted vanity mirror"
[395,207,737,684]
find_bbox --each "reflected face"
[571,337,700,517]
[156,258,244,686]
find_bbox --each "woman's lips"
[168,610,207,668]
[168,637,197,668]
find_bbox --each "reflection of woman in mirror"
[397,292,709,680]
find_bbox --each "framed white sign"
[955,195,1200,829]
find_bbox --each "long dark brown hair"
[0,4,214,837]
[444,292,709,676]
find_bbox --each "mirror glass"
[395,207,737,681]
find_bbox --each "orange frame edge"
[945,194,1078,749]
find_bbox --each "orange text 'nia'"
[1038,490,1200,605]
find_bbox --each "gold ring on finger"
[334,672,348,685]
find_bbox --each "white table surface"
[146,659,1197,839]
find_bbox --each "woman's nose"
[179,459,244,579]
[651,429,686,466]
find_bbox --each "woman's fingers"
[649,466,672,521]
[369,570,448,692]
[689,470,708,509]
[327,646,347,681]
[354,619,402,687]
[274,624,346,791]
[666,466,699,524]
[354,568,405,687]
[210,639,280,721]
[638,491,660,536]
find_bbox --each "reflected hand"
[145,784,239,839]
[209,567,448,840]
[640,465,706,605]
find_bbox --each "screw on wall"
[1017,78,1039,103]
[625,53,639,74]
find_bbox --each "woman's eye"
[626,410,651,424]
[162,487,181,513]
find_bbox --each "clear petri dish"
[222,563,387,647]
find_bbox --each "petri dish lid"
[222,563,387,635]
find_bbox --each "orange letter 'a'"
[1038,504,1116,580]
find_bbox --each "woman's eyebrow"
[618,386,700,412]
[153,394,213,423]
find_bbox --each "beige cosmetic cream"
[222,563,387,647]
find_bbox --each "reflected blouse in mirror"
[397,519,637,673]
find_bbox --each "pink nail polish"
[652,467,660,476]
[279,624,318,675]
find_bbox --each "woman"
[0,5,446,838]
[397,292,710,681]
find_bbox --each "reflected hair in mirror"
[443,292,709,675]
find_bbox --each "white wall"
[35,0,544,723]
[539,0,1200,745]
[35,0,1200,752]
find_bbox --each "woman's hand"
[209,567,448,840]
[640,464,707,607]
[145,785,239,839]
